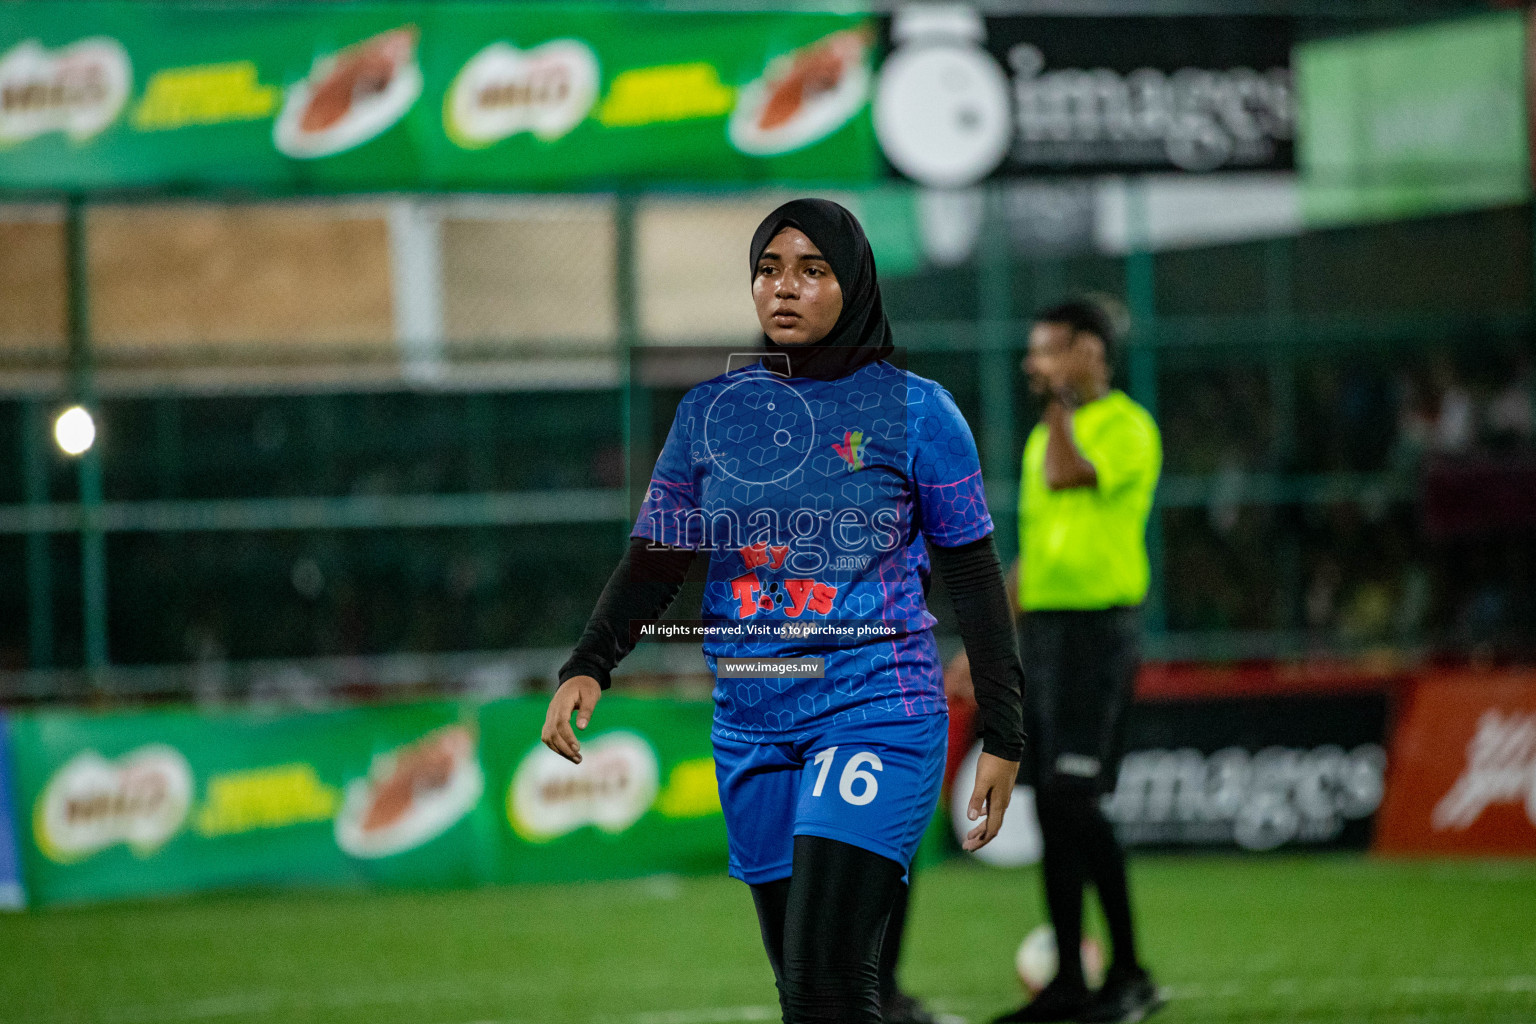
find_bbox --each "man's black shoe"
[881,989,939,1024]
[1078,968,1165,1023]
[991,977,1092,1023]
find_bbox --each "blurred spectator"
[1485,355,1534,449]
[1305,557,1341,631]
[1428,357,1476,453]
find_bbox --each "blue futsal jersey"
[633,359,993,742]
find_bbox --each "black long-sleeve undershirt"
[927,534,1026,762]
[558,536,694,690]
[557,534,1025,762]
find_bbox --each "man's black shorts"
[1017,606,1141,795]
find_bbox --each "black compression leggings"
[749,835,907,1024]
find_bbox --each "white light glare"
[54,405,96,456]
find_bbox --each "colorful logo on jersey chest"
[832,429,867,471]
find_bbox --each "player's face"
[753,227,844,346]
[1024,321,1080,395]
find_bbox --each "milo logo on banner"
[35,745,193,864]
[510,731,660,842]
[446,38,599,147]
[0,37,132,144]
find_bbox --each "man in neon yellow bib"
[996,300,1164,1024]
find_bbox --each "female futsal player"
[542,199,1026,1024]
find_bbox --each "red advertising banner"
[1375,671,1536,855]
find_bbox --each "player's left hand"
[963,752,1019,851]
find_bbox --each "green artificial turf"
[3,855,1534,1024]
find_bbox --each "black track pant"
[1036,780,1140,984]
[749,835,907,1024]
[1020,607,1143,981]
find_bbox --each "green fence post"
[979,185,1017,560]
[1124,180,1165,636]
[615,191,644,534]
[66,195,109,686]
[153,397,182,499]
[1266,237,1302,640]
[22,398,53,674]
[1031,256,1065,309]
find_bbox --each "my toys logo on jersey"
[730,541,838,619]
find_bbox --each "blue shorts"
[712,712,948,884]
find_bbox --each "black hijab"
[749,198,894,381]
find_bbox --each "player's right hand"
[542,675,602,764]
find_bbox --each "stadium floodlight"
[54,405,96,456]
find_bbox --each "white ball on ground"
[1014,924,1106,994]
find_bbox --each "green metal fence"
[2,190,1533,696]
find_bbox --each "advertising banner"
[5,697,725,907]
[0,2,877,192]
[1103,694,1389,852]
[479,698,724,884]
[946,692,1390,864]
[1296,11,1529,226]
[6,702,480,905]
[873,7,1293,188]
[1375,671,1536,856]
[0,713,24,909]
[0,3,1315,195]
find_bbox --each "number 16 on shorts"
[785,715,947,874]
[811,746,883,806]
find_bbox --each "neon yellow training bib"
[1018,390,1161,611]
